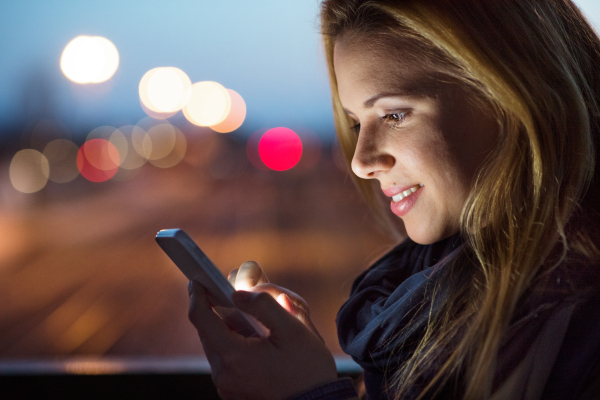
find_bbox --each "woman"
[188,0,600,398]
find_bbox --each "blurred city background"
[0,0,598,367]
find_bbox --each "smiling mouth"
[392,183,423,202]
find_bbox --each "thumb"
[232,290,297,334]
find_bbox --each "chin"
[406,232,442,245]
[405,223,458,245]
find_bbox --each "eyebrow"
[342,92,415,115]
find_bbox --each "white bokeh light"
[139,67,191,118]
[60,36,119,84]
[182,81,231,126]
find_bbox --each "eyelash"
[383,112,407,125]
[350,112,407,133]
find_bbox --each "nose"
[350,129,395,179]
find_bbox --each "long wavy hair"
[320,0,600,398]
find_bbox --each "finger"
[231,290,299,335]
[249,283,310,316]
[233,261,269,290]
[275,293,322,340]
[256,288,321,342]
[188,280,240,351]
[227,269,239,286]
[276,293,296,314]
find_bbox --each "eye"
[350,122,361,132]
[382,112,407,126]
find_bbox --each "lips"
[383,183,424,217]
[382,183,423,198]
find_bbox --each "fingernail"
[232,290,253,303]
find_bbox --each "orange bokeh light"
[210,89,247,133]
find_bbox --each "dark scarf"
[337,233,600,400]
[336,234,464,399]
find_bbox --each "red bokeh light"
[258,127,302,171]
[77,139,120,182]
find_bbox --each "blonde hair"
[321,0,600,398]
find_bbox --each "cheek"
[414,134,471,215]
[406,129,463,184]
[393,132,469,243]
[438,99,499,184]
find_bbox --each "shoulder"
[542,281,600,399]
[495,253,600,399]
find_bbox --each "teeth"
[392,183,423,202]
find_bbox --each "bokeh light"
[107,128,128,166]
[209,89,247,133]
[86,125,116,142]
[131,126,151,160]
[43,139,80,183]
[148,68,191,112]
[259,127,303,171]
[85,126,125,173]
[110,125,146,181]
[182,81,231,126]
[131,117,158,161]
[145,123,177,160]
[77,139,120,182]
[60,36,119,84]
[111,125,147,170]
[139,67,191,119]
[149,126,187,168]
[9,149,50,193]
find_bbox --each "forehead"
[333,34,440,100]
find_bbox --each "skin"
[188,262,339,400]
[188,35,499,399]
[335,35,499,244]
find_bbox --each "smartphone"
[155,228,268,338]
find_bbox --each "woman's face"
[334,36,498,244]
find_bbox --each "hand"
[188,279,338,400]
[228,261,322,340]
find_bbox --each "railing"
[0,356,362,399]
